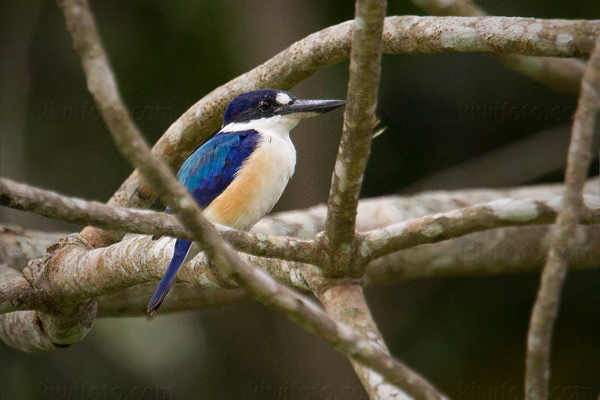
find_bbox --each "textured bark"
[324,0,386,277]
[362,196,600,262]
[2,182,599,316]
[4,183,600,315]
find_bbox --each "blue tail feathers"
[147,239,192,316]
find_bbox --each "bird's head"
[222,89,345,133]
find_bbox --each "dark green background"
[1,0,599,399]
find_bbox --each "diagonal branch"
[525,38,600,400]
[56,0,150,246]
[324,0,386,277]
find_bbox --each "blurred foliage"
[0,0,599,399]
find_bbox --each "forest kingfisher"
[147,89,345,315]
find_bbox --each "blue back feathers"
[177,129,260,208]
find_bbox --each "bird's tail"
[147,239,192,316]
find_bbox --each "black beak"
[278,99,346,117]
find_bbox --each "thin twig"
[525,38,600,400]
[56,0,149,246]
[324,0,386,276]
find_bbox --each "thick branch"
[2,177,599,319]
[3,180,597,312]
[411,0,586,95]
[83,15,600,248]
[324,0,386,276]
[12,194,599,304]
[3,222,599,318]
[3,181,598,346]
[0,264,40,314]
[366,225,600,287]
[525,38,600,400]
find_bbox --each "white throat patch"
[222,115,300,138]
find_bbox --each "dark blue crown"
[223,89,296,125]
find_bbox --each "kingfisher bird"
[147,89,345,315]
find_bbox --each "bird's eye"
[259,100,272,112]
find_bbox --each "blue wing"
[148,129,259,315]
[178,129,260,207]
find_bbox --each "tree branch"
[82,15,600,248]
[366,224,600,287]
[411,0,587,96]
[3,220,599,318]
[324,0,386,277]
[2,180,598,315]
[6,176,600,277]
[56,0,146,248]
[0,264,39,314]
[525,37,600,400]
